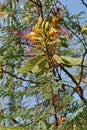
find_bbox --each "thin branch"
[1,68,39,84]
[30,0,43,18]
[79,65,87,68]
[50,84,58,127]
[69,28,86,50]
[59,65,77,85]
[81,0,87,8]
[30,0,39,6]
[59,65,87,103]
[38,0,43,18]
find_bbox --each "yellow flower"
[27,32,42,42]
[52,16,59,23]
[0,12,4,17]
[49,27,58,36]
[51,16,60,29]
[33,27,42,35]
[27,32,37,37]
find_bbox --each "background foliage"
[0,0,87,130]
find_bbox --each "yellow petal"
[33,27,42,35]
[27,32,37,37]
[0,12,4,17]
[52,16,59,23]
[49,27,58,36]
[29,36,42,42]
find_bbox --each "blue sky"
[61,0,87,16]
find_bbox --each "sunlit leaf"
[38,121,47,130]
[0,126,28,130]
[34,57,47,77]
[62,56,82,66]
[81,24,87,35]
[18,55,42,73]
[0,12,4,17]
[52,54,62,65]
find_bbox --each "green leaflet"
[18,55,47,76]
[81,24,87,35]
[0,72,3,79]
[33,57,47,77]
[0,56,4,65]
[69,106,85,122]
[31,65,39,74]
[0,126,28,130]
[52,54,82,67]
[37,16,43,28]
[52,54,62,64]
[59,105,87,130]
[18,55,42,73]
[38,121,47,130]
[62,56,82,66]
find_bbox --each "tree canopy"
[0,0,87,130]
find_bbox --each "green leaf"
[31,65,39,73]
[75,11,85,18]
[81,24,87,35]
[35,68,45,78]
[0,56,4,65]
[37,16,43,28]
[18,55,42,74]
[38,121,47,130]
[52,54,62,64]
[52,55,82,67]
[0,126,28,130]
[18,55,47,76]
[34,57,47,77]
[38,57,47,69]
[62,56,82,66]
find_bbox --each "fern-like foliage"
[59,105,87,130]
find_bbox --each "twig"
[59,65,87,103]
[38,0,43,18]
[59,65,77,84]
[30,0,43,18]
[30,0,39,6]
[1,68,39,84]
[81,0,87,8]
[50,84,58,127]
